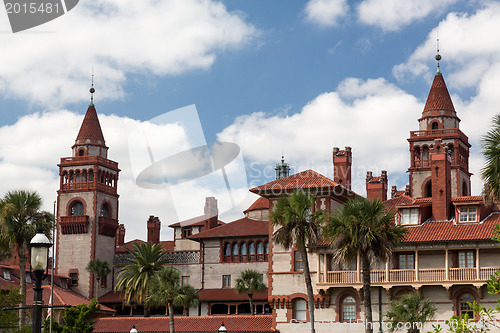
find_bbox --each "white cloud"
[218,77,422,196]
[0,107,252,242]
[357,0,456,31]
[304,0,349,27]
[0,0,256,107]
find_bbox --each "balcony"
[60,215,89,234]
[98,216,119,237]
[409,128,469,143]
[316,266,500,290]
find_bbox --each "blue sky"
[0,0,498,241]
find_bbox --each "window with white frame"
[293,298,307,321]
[340,296,356,322]
[401,208,419,225]
[459,206,477,223]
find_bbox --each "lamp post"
[30,226,52,333]
[218,322,227,332]
[130,325,138,332]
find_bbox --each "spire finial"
[89,69,95,106]
[435,33,442,74]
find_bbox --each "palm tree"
[271,190,326,333]
[86,258,111,299]
[235,269,266,315]
[145,266,198,333]
[0,190,54,327]
[324,197,406,333]
[177,284,199,316]
[481,114,500,202]
[385,292,436,333]
[114,242,169,316]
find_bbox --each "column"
[415,250,419,282]
[357,252,361,283]
[476,247,480,280]
[445,246,449,281]
[385,260,389,282]
[317,252,321,283]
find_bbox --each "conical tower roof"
[422,72,456,118]
[74,104,107,147]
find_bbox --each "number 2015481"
[5,2,61,14]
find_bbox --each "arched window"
[69,171,74,183]
[240,243,247,257]
[462,181,468,196]
[414,146,421,166]
[89,170,94,182]
[340,296,356,322]
[82,170,87,182]
[459,293,474,318]
[232,243,239,255]
[75,170,81,183]
[293,298,307,321]
[70,201,84,216]
[78,149,85,156]
[422,146,429,160]
[101,203,110,217]
[448,144,455,160]
[249,242,256,261]
[257,241,263,254]
[425,181,432,198]
[431,121,439,130]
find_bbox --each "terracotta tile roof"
[244,197,270,214]
[403,212,500,243]
[250,170,354,198]
[74,105,107,147]
[169,215,225,228]
[99,290,125,303]
[423,73,456,115]
[384,194,415,213]
[189,218,269,239]
[198,288,268,301]
[93,315,275,332]
[452,196,484,203]
[116,240,174,253]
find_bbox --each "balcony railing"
[318,267,500,287]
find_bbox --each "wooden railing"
[318,267,500,286]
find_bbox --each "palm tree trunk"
[362,255,373,333]
[168,302,175,333]
[18,241,27,327]
[300,246,315,333]
[248,293,254,315]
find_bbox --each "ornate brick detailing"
[332,147,352,190]
[98,216,119,237]
[60,216,89,234]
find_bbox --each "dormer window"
[182,227,192,239]
[459,206,477,223]
[401,208,419,225]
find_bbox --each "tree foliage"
[324,197,406,333]
[481,114,500,203]
[0,190,54,327]
[271,190,326,333]
[385,292,436,333]
[235,269,266,315]
[0,287,25,331]
[42,299,100,333]
[86,258,111,299]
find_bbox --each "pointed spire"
[89,70,95,106]
[435,34,442,75]
[74,105,106,147]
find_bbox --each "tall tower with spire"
[275,155,290,179]
[55,85,120,299]
[407,51,471,199]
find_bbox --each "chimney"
[116,224,125,247]
[404,185,411,196]
[391,186,397,198]
[147,216,161,244]
[204,197,219,229]
[333,146,352,190]
[366,170,388,202]
[431,142,452,221]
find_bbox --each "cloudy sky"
[0,0,498,241]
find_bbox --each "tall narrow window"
[398,254,414,269]
[459,293,474,318]
[401,208,418,225]
[458,251,474,268]
[101,203,110,217]
[340,296,356,322]
[293,299,307,321]
[222,275,231,288]
[182,276,190,286]
[249,242,256,261]
[294,251,304,271]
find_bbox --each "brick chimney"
[333,146,352,190]
[366,170,388,202]
[204,197,219,229]
[431,140,452,221]
[115,224,125,247]
[391,185,398,198]
[147,216,161,244]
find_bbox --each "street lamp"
[130,325,138,332]
[30,226,52,333]
[218,322,227,332]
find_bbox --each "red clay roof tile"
[189,218,269,239]
[198,288,268,301]
[423,73,456,115]
[244,197,270,214]
[74,105,106,147]
[93,315,274,332]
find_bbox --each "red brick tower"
[332,147,352,190]
[147,216,161,244]
[407,54,471,198]
[55,88,120,299]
